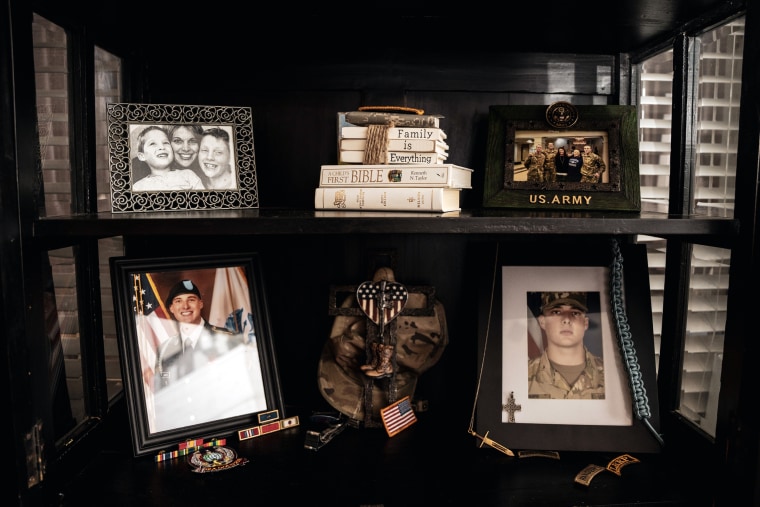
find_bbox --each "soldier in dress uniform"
[580,144,606,183]
[524,144,547,183]
[543,142,558,183]
[527,292,605,400]
[151,279,262,432]
[154,279,246,391]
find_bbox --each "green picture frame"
[483,105,641,212]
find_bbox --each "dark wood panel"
[76,2,745,57]
[147,53,619,95]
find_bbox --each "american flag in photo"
[133,272,169,319]
[356,281,408,325]
[133,274,173,371]
[381,395,417,437]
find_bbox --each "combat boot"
[365,344,394,378]
[360,342,380,371]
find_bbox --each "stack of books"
[338,110,449,165]
[314,110,473,213]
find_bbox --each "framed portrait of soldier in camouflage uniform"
[473,238,661,453]
[483,104,641,212]
[110,252,285,457]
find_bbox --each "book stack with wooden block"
[337,110,448,165]
[314,109,474,213]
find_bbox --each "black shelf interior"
[33,209,738,241]
[57,401,700,507]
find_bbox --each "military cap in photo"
[540,291,588,312]
[166,279,201,304]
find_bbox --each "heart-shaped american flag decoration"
[356,280,408,326]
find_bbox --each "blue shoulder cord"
[610,238,665,446]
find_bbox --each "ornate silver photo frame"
[107,103,258,212]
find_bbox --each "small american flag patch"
[381,395,417,437]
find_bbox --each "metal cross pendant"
[502,391,522,423]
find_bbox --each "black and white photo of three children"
[129,124,238,192]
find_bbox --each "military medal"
[187,445,247,473]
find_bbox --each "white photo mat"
[501,266,633,427]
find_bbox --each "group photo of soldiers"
[512,131,609,186]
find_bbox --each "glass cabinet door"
[636,15,743,437]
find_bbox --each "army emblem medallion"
[545,101,579,129]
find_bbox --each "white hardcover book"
[319,164,473,189]
[339,150,448,165]
[314,187,461,212]
[341,126,447,141]
[340,138,449,152]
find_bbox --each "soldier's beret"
[166,279,201,303]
